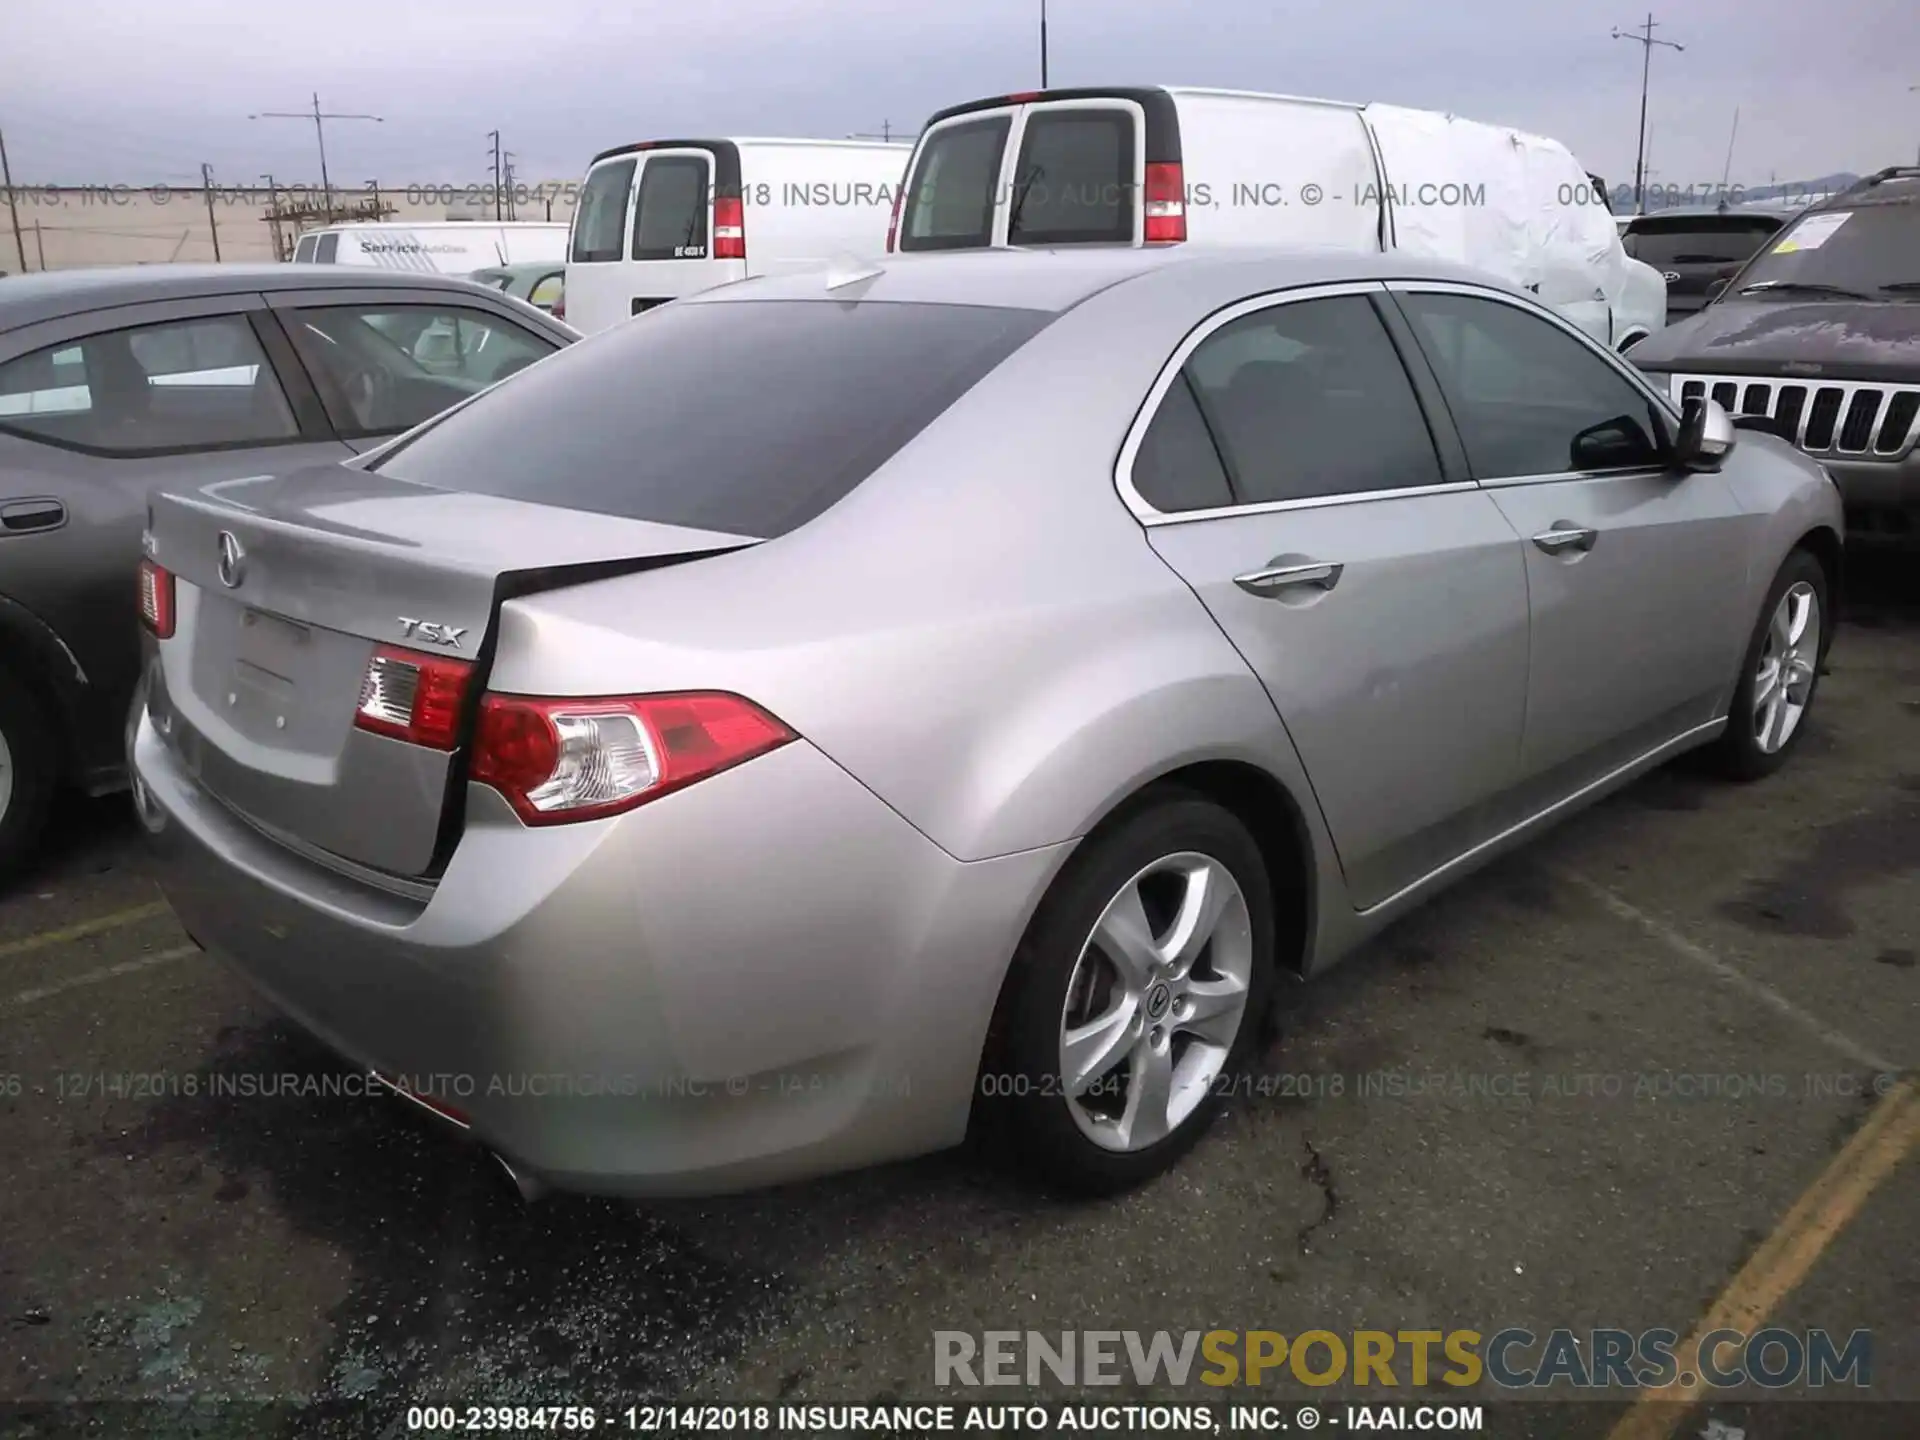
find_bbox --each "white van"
[291,221,569,276]
[564,137,912,334]
[888,87,1667,352]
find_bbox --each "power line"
[248,92,383,224]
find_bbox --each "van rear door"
[625,147,737,313]
[894,91,1176,252]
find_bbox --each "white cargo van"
[888,87,1666,351]
[291,221,569,275]
[564,137,912,334]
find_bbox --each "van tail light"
[885,182,905,253]
[1143,162,1187,244]
[138,559,175,639]
[471,691,793,826]
[354,646,474,751]
[713,195,746,260]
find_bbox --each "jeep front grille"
[1668,374,1920,460]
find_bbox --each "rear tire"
[1707,549,1829,781]
[0,665,57,883]
[981,791,1277,1197]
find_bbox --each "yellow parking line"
[1606,1078,1920,1440]
[0,900,172,964]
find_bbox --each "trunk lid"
[144,462,755,877]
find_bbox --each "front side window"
[1733,204,1920,297]
[1007,109,1135,246]
[1399,292,1666,479]
[0,314,297,454]
[283,304,557,437]
[900,117,1010,251]
[632,155,710,260]
[571,158,636,263]
[1166,295,1444,506]
[370,299,1051,538]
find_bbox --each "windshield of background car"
[1734,204,1920,295]
[369,299,1052,538]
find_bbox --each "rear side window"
[1131,374,1233,513]
[371,300,1051,538]
[1008,109,1136,246]
[0,314,298,455]
[900,117,1010,251]
[293,234,317,263]
[632,155,711,260]
[571,158,635,262]
[1179,296,1443,504]
[314,233,339,264]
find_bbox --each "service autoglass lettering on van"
[358,241,468,255]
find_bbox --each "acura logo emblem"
[216,531,246,589]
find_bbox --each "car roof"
[683,245,1514,314]
[0,263,518,334]
[1625,206,1795,224]
[1820,168,1920,210]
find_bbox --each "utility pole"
[850,123,897,142]
[249,93,383,224]
[488,130,504,220]
[33,219,45,269]
[0,123,26,271]
[503,153,518,219]
[201,163,223,261]
[1040,0,1049,88]
[1612,14,1683,215]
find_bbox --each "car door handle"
[1532,525,1597,555]
[1233,561,1344,596]
[0,499,67,534]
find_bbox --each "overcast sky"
[2,0,1914,195]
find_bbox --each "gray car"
[0,264,575,875]
[130,247,1843,1199]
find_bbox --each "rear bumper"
[132,712,1068,1196]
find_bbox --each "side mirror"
[1674,396,1737,470]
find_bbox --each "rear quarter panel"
[481,273,1336,872]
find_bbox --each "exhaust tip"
[492,1151,548,1204]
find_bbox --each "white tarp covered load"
[1360,103,1628,342]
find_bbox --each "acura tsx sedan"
[130,246,1843,1199]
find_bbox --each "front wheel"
[982,792,1277,1196]
[1708,549,1830,780]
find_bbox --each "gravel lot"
[2,555,1915,1440]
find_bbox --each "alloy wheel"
[1753,580,1821,755]
[1058,851,1253,1152]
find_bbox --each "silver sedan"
[130,246,1843,1199]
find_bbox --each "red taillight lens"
[1144,162,1187,244]
[353,645,474,751]
[138,559,175,639]
[471,690,793,826]
[713,195,746,260]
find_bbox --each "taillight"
[713,195,746,260]
[470,690,793,826]
[1144,162,1187,244]
[885,181,905,253]
[354,645,474,751]
[138,559,175,639]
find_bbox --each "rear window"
[1007,109,1136,246]
[1623,217,1781,267]
[571,158,635,263]
[900,117,1010,251]
[370,299,1052,538]
[314,233,339,264]
[293,234,317,263]
[632,155,710,261]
